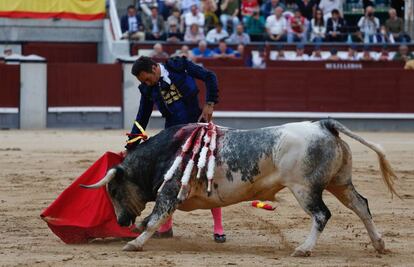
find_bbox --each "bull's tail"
[320,119,400,198]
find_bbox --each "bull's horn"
[80,168,117,189]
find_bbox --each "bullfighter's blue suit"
[130,56,219,136]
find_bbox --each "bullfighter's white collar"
[159,63,171,85]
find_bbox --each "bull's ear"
[80,168,117,189]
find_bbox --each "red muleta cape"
[40,151,139,244]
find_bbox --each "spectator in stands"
[149,43,169,58]
[162,0,180,19]
[121,5,145,41]
[166,22,184,42]
[192,40,214,58]
[275,44,286,60]
[318,0,343,21]
[235,44,253,66]
[0,56,5,64]
[167,8,183,33]
[363,0,375,9]
[139,0,158,18]
[393,45,414,61]
[184,4,205,34]
[241,0,259,24]
[252,46,266,68]
[288,9,307,43]
[262,0,286,19]
[310,9,326,42]
[378,45,390,61]
[310,45,323,60]
[385,8,411,43]
[213,40,235,58]
[220,0,240,33]
[184,23,206,43]
[171,45,194,60]
[296,0,317,21]
[234,44,245,58]
[391,0,404,18]
[181,0,201,14]
[376,25,395,44]
[327,48,341,60]
[326,9,346,42]
[206,22,229,43]
[246,9,266,41]
[203,0,219,32]
[3,48,13,56]
[227,24,251,44]
[266,7,287,42]
[292,43,309,60]
[143,6,166,40]
[357,6,380,43]
[358,45,374,61]
[346,45,358,60]
[404,59,414,70]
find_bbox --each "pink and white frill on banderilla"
[158,122,218,201]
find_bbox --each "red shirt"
[242,0,258,16]
[289,16,305,33]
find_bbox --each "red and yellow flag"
[0,0,105,21]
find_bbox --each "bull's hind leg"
[289,185,332,257]
[327,183,386,254]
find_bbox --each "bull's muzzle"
[117,212,136,227]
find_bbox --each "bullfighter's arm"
[126,94,153,150]
[131,91,153,134]
[183,58,219,104]
[183,58,219,122]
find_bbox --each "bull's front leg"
[123,180,180,251]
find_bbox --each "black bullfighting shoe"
[214,233,226,243]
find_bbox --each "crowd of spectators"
[144,40,413,67]
[145,40,245,60]
[119,0,411,44]
[268,43,414,61]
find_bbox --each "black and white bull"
[82,119,398,256]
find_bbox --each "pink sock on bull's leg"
[158,216,173,233]
[211,207,224,235]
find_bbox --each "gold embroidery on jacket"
[161,84,183,105]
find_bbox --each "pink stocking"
[211,207,224,235]
[158,216,173,233]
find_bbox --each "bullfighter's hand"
[199,103,214,122]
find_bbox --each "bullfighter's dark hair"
[127,5,136,10]
[131,56,157,77]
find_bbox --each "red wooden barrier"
[266,60,405,69]
[47,63,122,107]
[23,42,97,63]
[0,64,20,107]
[45,63,413,114]
[198,68,414,113]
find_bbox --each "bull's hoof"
[374,238,387,254]
[291,248,312,257]
[122,242,143,252]
[214,234,226,243]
